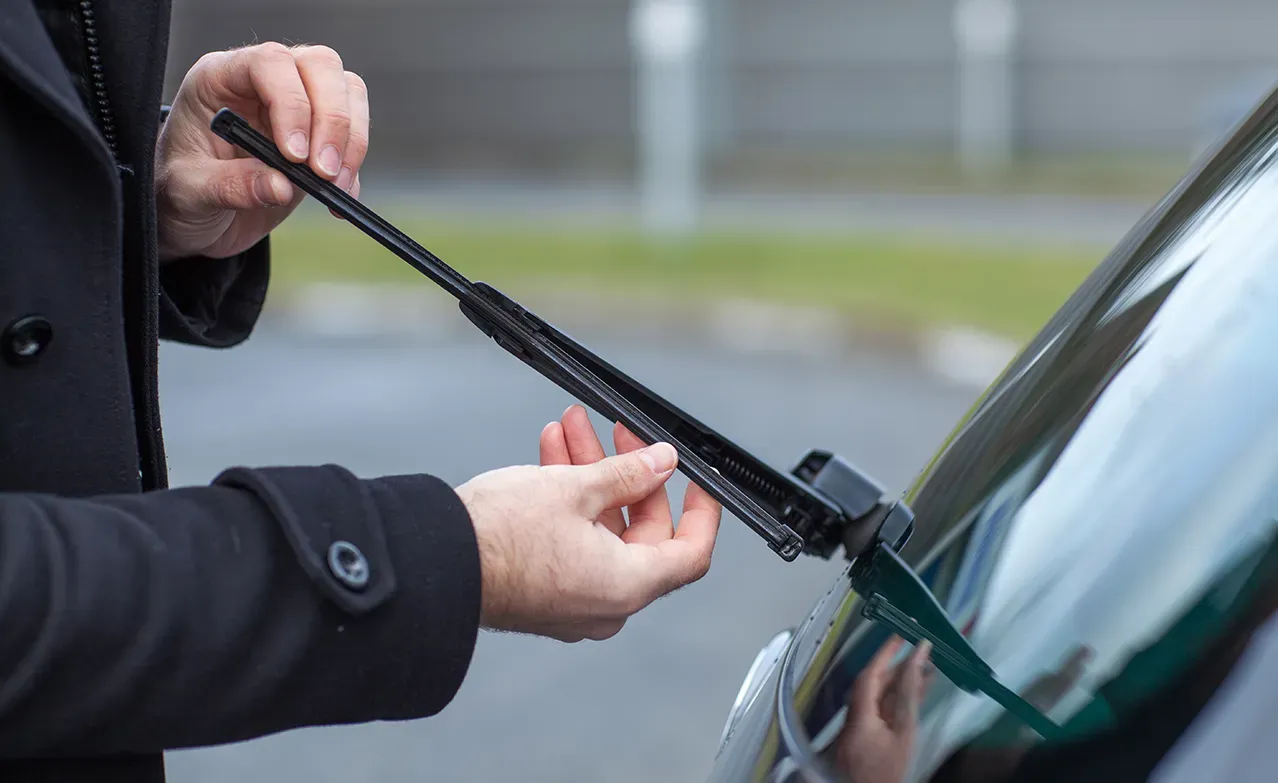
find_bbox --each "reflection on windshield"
[783,102,1278,783]
[826,526,1278,783]
[907,144,1278,780]
[850,542,1063,741]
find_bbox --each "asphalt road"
[156,322,979,782]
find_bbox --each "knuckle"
[298,44,344,68]
[673,546,713,587]
[554,475,583,511]
[253,41,293,62]
[690,550,713,581]
[609,580,648,617]
[214,174,249,208]
[618,460,648,493]
[346,71,369,97]
[592,461,631,502]
[610,460,635,489]
[346,128,370,157]
[321,106,353,130]
[192,50,224,72]
[280,93,312,114]
[266,89,311,118]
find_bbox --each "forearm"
[0,465,481,757]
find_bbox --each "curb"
[262,283,1021,392]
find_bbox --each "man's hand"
[834,636,934,783]
[154,42,369,262]
[456,405,723,643]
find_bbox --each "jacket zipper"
[75,0,119,160]
[73,0,156,490]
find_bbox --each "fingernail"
[254,171,284,205]
[639,443,677,474]
[337,166,354,191]
[287,131,308,159]
[319,145,341,177]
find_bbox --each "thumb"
[199,158,296,212]
[578,442,678,514]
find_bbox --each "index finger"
[293,45,352,180]
[649,481,722,590]
[671,480,722,550]
[540,421,571,466]
[214,43,313,162]
[615,423,675,545]
[562,405,627,537]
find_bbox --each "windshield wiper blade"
[850,541,1062,740]
[211,105,1056,741]
[210,108,912,563]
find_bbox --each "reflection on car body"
[711,81,1278,783]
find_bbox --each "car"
[708,80,1278,782]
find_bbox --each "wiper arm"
[211,108,909,563]
[849,540,1062,740]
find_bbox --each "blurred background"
[155,1,1278,781]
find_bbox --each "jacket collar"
[0,4,115,172]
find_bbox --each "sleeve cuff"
[364,473,484,718]
[212,465,483,721]
[158,237,270,348]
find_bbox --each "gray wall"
[165,0,1278,169]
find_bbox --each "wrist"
[152,111,231,263]
[153,143,193,263]
[457,484,512,629]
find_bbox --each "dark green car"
[710,82,1278,783]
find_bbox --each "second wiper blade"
[851,543,1062,740]
[210,107,851,561]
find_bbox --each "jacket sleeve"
[155,101,270,349]
[0,464,482,758]
[157,237,271,348]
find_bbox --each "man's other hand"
[456,405,723,643]
[154,42,369,262]
[834,636,934,783]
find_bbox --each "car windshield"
[782,96,1278,783]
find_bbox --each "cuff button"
[327,540,371,591]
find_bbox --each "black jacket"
[0,2,482,781]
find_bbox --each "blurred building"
[166,0,1278,181]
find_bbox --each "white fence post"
[954,0,1019,178]
[631,0,705,236]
